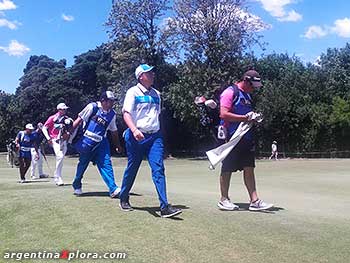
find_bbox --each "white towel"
[206,112,263,169]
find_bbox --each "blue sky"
[1,0,350,94]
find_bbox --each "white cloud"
[0,40,30,56]
[0,0,16,11]
[302,17,350,40]
[61,13,74,22]
[0,18,20,29]
[278,10,302,22]
[302,25,328,39]
[257,0,302,22]
[332,18,350,38]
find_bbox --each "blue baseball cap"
[135,64,154,79]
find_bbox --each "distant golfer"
[269,141,278,160]
[218,70,273,211]
[15,124,39,183]
[71,91,122,197]
[119,64,182,218]
[42,103,71,186]
[30,122,49,179]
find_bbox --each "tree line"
[1,0,350,155]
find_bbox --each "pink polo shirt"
[44,113,61,139]
[220,88,235,110]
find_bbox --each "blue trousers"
[120,129,168,209]
[72,138,118,194]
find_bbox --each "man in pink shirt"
[42,103,71,186]
[218,70,273,211]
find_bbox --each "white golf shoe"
[73,188,83,196]
[55,177,64,186]
[249,199,273,211]
[218,198,239,211]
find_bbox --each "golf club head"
[204,99,217,109]
[194,96,206,106]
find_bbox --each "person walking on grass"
[15,124,39,183]
[71,91,122,198]
[30,122,49,179]
[218,70,273,211]
[269,141,278,160]
[119,64,182,218]
[42,103,71,186]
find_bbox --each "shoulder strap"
[86,102,99,123]
[228,85,240,105]
[91,102,99,117]
[19,131,25,143]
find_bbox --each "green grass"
[1,155,350,263]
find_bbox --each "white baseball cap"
[57,103,69,110]
[100,90,116,101]
[25,123,35,130]
[135,64,154,79]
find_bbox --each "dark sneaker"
[160,205,182,218]
[119,201,133,211]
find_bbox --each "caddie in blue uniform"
[119,64,182,218]
[15,123,39,183]
[71,91,122,197]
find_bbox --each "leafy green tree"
[319,43,350,99]
[0,92,18,148]
[16,55,83,123]
[163,0,267,149]
[106,0,170,65]
[329,96,350,150]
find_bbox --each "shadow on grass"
[59,183,72,187]
[234,203,285,214]
[132,205,189,220]
[18,180,50,183]
[79,192,142,198]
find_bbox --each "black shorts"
[221,138,255,173]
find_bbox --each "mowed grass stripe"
[1,156,349,263]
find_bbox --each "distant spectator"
[269,141,278,160]
[30,122,49,179]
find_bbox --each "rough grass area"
[1,154,349,263]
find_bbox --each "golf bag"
[6,139,19,168]
[194,85,239,143]
[53,115,74,150]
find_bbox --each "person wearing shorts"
[218,70,273,211]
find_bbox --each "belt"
[139,130,159,135]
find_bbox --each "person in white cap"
[119,64,182,218]
[218,70,273,211]
[70,91,122,197]
[15,124,39,183]
[42,103,71,186]
[30,122,49,179]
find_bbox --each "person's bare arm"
[123,112,144,141]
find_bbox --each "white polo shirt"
[122,83,161,133]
